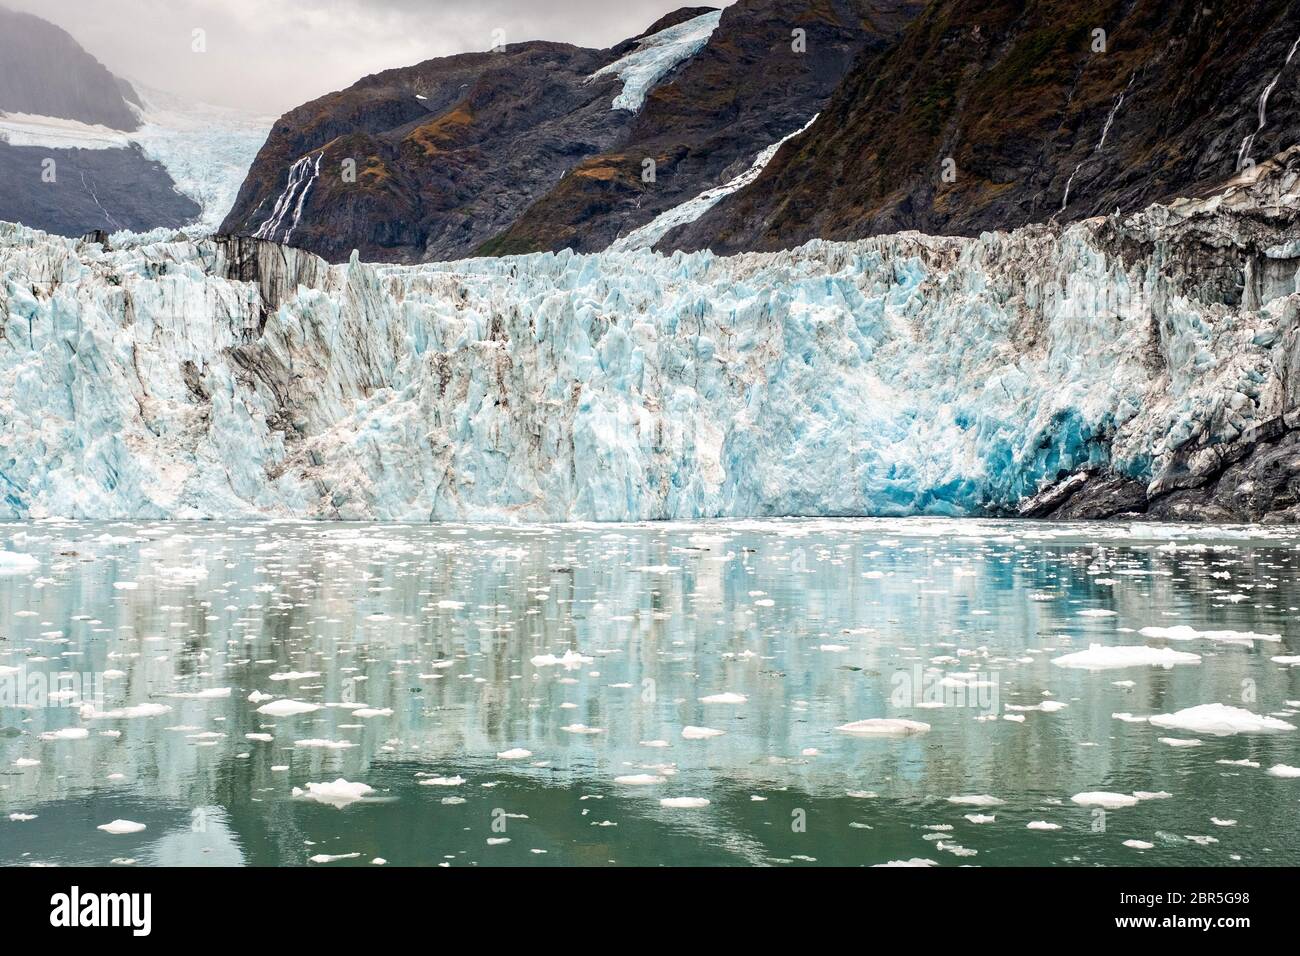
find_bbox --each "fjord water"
[1,518,1297,867]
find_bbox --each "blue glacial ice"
[1,153,1299,521]
[590,10,723,112]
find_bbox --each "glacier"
[1,148,1299,522]
[0,86,271,232]
[590,10,723,112]
[610,114,819,252]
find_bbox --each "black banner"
[0,866,1278,943]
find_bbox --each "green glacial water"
[1,517,1298,867]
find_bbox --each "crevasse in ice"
[1,153,1298,521]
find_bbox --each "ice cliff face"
[2,150,1299,522]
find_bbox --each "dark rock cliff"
[481,0,923,255]
[667,0,1300,253]
[220,1,924,263]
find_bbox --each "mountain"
[5,145,1299,520]
[220,1,923,263]
[665,0,1300,253]
[0,6,141,131]
[0,6,270,238]
[480,0,922,255]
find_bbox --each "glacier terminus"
[2,149,1299,523]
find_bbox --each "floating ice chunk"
[310,852,360,863]
[418,775,466,786]
[615,774,667,785]
[1267,764,1300,778]
[497,748,532,760]
[1148,703,1295,736]
[8,812,37,822]
[947,795,1004,806]
[699,692,747,704]
[936,841,976,857]
[530,650,593,670]
[1113,712,1148,724]
[247,691,273,703]
[1077,609,1117,617]
[256,699,321,717]
[269,671,321,681]
[1005,701,1069,712]
[486,837,510,845]
[1123,840,1154,850]
[98,819,146,835]
[0,552,39,575]
[13,758,39,768]
[1139,625,1280,644]
[1027,821,1061,830]
[1051,644,1201,670]
[1158,737,1202,747]
[873,858,938,867]
[293,779,374,808]
[639,740,670,748]
[835,718,931,736]
[1211,817,1237,826]
[964,814,996,824]
[659,797,710,808]
[39,727,89,741]
[1133,791,1171,801]
[1071,792,1139,809]
[561,723,603,734]
[80,702,171,720]
[681,725,725,739]
[245,733,273,742]
[166,687,232,699]
[294,738,356,749]
[1270,655,1300,665]
[351,708,392,718]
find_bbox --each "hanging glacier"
[1,150,1299,522]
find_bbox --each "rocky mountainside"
[0,7,251,237]
[5,146,1298,521]
[220,0,923,263]
[481,0,922,255]
[668,0,1300,253]
[0,6,141,131]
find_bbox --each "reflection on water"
[1,518,1298,866]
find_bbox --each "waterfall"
[1061,74,1135,212]
[1237,31,1300,171]
[254,152,321,242]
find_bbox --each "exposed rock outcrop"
[220,1,922,263]
[668,0,1300,255]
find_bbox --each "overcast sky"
[7,0,734,116]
